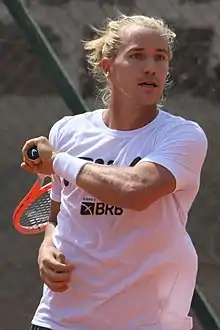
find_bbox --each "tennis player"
[22,13,208,330]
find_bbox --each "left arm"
[75,161,175,211]
[52,123,207,211]
[21,123,208,212]
[21,138,175,211]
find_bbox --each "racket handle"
[27,146,39,160]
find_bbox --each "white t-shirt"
[32,109,208,330]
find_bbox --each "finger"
[22,138,36,153]
[41,268,71,282]
[22,139,38,158]
[21,161,44,174]
[54,253,75,271]
[20,162,35,173]
[22,158,35,168]
[20,162,38,174]
[53,253,75,274]
[42,258,75,273]
[22,154,35,168]
[22,136,47,153]
[55,252,66,264]
[22,137,44,164]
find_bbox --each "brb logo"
[77,156,141,217]
[80,198,123,216]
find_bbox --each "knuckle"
[42,257,50,267]
[57,253,64,260]
[40,136,47,142]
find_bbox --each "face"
[102,25,170,107]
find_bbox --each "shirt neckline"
[94,108,163,137]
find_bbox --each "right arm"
[31,118,74,291]
[40,119,63,249]
[38,200,74,292]
[40,199,60,248]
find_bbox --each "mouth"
[138,82,158,88]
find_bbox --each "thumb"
[20,162,35,173]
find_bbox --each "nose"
[143,56,156,75]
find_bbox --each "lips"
[138,82,158,88]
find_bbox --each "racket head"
[13,175,52,234]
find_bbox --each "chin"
[138,99,158,107]
[136,93,159,106]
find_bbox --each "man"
[22,13,207,330]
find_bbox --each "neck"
[103,98,158,131]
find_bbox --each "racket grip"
[27,146,39,160]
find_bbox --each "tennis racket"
[13,146,52,235]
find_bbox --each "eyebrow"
[127,47,169,54]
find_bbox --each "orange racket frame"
[13,175,52,234]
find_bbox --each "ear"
[99,57,112,75]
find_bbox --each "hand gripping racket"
[13,146,52,235]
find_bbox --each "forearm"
[52,153,155,210]
[76,163,140,208]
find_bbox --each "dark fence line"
[3,0,88,114]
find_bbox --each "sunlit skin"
[100,26,170,131]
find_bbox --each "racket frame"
[13,175,52,234]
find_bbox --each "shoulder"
[49,116,74,135]
[159,110,208,148]
[48,110,102,147]
[48,114,84,146]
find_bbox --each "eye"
[129,53,146,60]
[154,54,166,61]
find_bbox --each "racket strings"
[20,191,51,229]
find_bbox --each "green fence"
[2,0,88,114]
[2,0,220,329]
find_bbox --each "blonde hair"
[83,13,176,105]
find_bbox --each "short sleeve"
[139,122,208,191]
[48,117,71,202]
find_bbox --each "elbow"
[121,182,149,212]
[127,194,148,211]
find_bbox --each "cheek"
[111,65,133,87]
[158,65,169,84]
